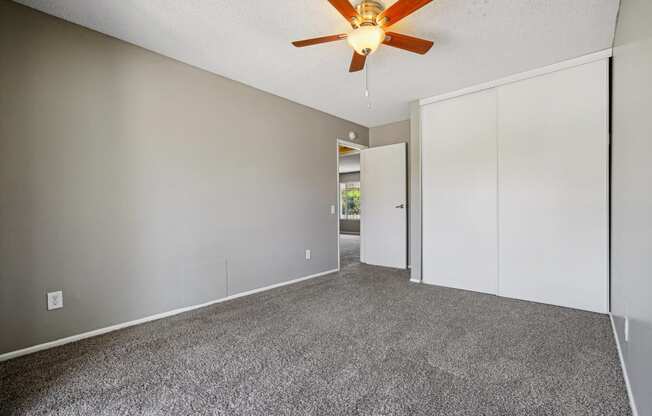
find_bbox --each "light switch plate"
[47,291,63,310]
[330,205,336,215]
[305,249,311,260]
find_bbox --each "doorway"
[337,139,366,269]
[337,140,407,271]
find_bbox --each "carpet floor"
[0,237,631,415]
[340,234,360,268]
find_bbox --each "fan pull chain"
[364,57,372,109]
[364,62,369,97]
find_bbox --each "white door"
[360,143,407,268]
[421,89,498,295]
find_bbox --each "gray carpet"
[0,240,631,415]
[340,234,360,268]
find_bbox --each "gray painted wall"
[408,103,422,281]
[611,1,652,414]
[0,1,368,355]
[339,220,360,235]
[339,153,360,174]
[369,120,410,148]
[339,172,360,183]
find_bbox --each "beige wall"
[0,1,368,355]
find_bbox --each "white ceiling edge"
[14,0,621,127]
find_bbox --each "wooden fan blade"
[378,0,432,27]
[328,0,359,23]
[349,52,367,72]
[292,34,346,47]
[384,32,433,54]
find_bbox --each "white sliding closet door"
[497,60,609,313]
[422,89,498,295]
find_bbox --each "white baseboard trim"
[409,278,421,284]
[609,313,639,416]
[0,268,338,362]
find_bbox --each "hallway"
[340,234,360,268]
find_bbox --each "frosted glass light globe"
[347,25,385,56]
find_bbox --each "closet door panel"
[497,60,609,313]
[422,89,498,295]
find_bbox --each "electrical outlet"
[624,317,630,342]
[47,291,63,310]
[305,249,311,260]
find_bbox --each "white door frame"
[337,139,368,271]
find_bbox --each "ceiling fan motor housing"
[353,0,386,27]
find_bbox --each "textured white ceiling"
[16,0,619,127]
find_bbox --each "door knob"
[395,204,405,209]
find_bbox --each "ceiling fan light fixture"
[291,0,434,72]
[347,25,385,56]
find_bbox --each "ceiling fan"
[292,0,434,72]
